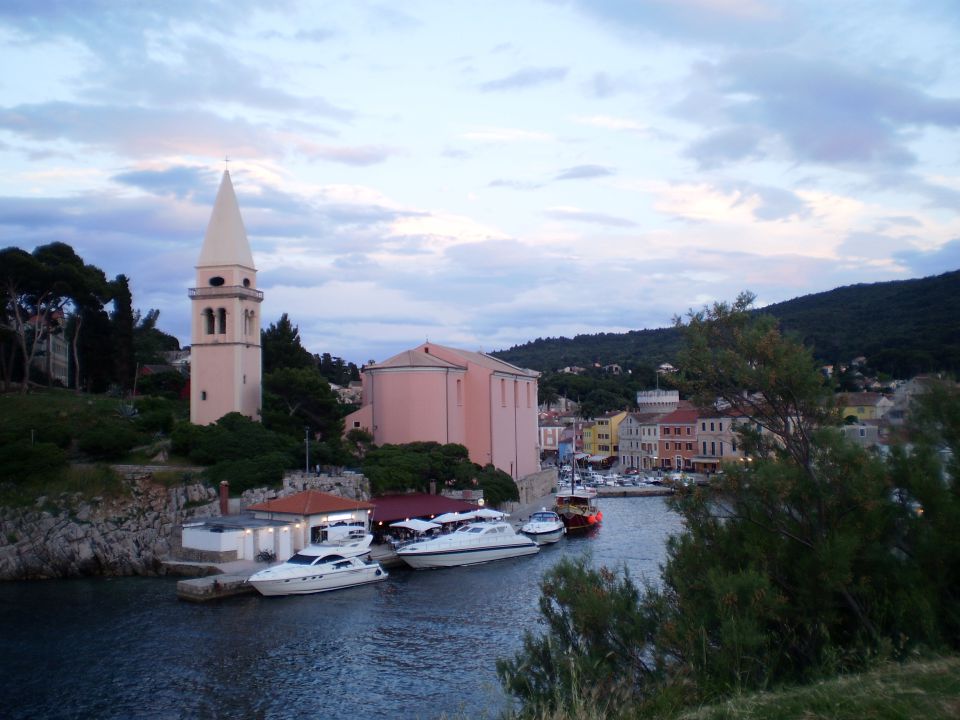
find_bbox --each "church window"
[201,391,207,400]
[217,308,226,334]
[243,278,251,287]
[456,379,462,406]
[500,379,506,407]
[203,308,214,335]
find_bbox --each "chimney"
[219,481,229,516]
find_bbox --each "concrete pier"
[176,573,257,602]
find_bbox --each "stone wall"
[0,475,219,580]
[500,467,558,515]
[237,470,370,509]
[0,468,371,580]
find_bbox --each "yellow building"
[594,410,628,458]
[580,421,597,457]
[837,392,893,422]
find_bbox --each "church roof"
[197,170,255,269]
[368,349,466,371]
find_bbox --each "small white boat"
[520,509,566,545]
[397,521,539,569]
[249,551,388,596]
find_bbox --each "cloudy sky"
[2,1,959,364]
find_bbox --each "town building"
[837,392,893,422]
[29,311,70,386]
[657,404,699,471]
[580,420,597,459]
[618,411,667,470]
[181,490,373,562]
[343,343,540,480]
[538,415,565,461]
[188,170,263,426]
[592,410,627,461]
[692,412,745,473]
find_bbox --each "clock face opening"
[209,276,225,286]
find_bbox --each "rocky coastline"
[0,469,370,580]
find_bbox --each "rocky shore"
[0,469,370,580]
[0,474,219,580]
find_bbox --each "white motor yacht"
[397,521,539,569]
[249,551,388,596]
[520,509,566,545]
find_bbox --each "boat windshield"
[531,512,556,522]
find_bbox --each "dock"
[176,573,257,602]
[595,485,675,498]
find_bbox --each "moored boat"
[249,552,388,596]
[553,490,602,532]
[397,520,539,569]
[520,509,566,545]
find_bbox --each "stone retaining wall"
[0,468,371,581]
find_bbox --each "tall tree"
[261,366,345,463]
[110,274,136,391]
[1,245,80,393]
[261,313,314,374]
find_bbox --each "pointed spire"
[197,170,255,269]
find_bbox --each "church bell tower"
[189,170,262,425]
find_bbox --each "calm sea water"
[0,497,682,720]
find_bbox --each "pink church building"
[189,170,263,425]
[344,343,540,480]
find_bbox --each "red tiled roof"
[247,490,374,516]
[658,407,699,424]
[370,493,479,524]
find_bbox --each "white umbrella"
[431,511,477,524]
[473,508,508,519]
[389,519,441,533]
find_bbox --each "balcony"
[189,285,264,301]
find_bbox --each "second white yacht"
[397,521,539,569]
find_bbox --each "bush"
[136,370,186,399]
[477,464,520,506]
[135,409,174,434]
[497,556,661,716]
[77,422,141,460]
[203,452,292,493]
[0,441,67,483]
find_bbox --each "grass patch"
[0,464,128,508]
[151,470,204,488]
[678,656,960,720]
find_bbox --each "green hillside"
[493,269,960,377]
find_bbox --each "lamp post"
[304,426,310,474]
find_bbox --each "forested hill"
[492,269,960,377]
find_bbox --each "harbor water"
[0,496,682,720]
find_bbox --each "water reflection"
[0,496,681,720]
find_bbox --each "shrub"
[0,441,67,484]
[203,452,292,493]
[135,409,174,434]
[77,422,141,460]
